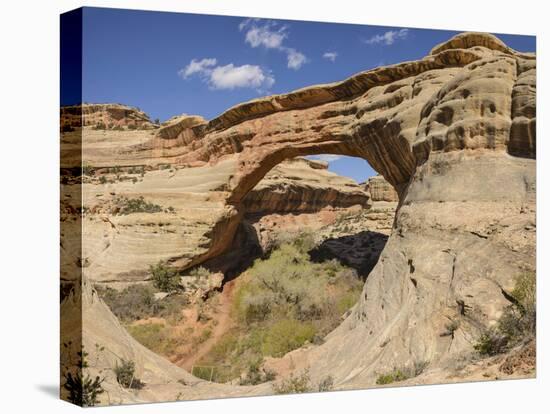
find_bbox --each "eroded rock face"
[365,175,398,202]
[61,103,154,129]
[244,158,370,214]
[61,32,536,403]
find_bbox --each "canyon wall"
[244,158,370,214]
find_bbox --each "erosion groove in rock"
[60,32,536,404]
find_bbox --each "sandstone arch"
[62,32,536,403]
[147,31,536,386]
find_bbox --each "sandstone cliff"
[364,175,399,202]
[244,158,370,214]
[61,103,154,130]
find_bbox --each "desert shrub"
[62,345,104,407]
[196,236,363,384]
[292,231,317,253]
[112,125,124,131]
[150,261,181,292]
[192,366,216,381]
[186,266,212,279]
[239,358,276,385]
[376,369,409,385]
[126,323,178,355]
[99,175,107,184]
[63,371,104,406]
[474,272,536,356]
[474,330,509,356]
[127,123,138,130]
[81,162,94,176]
[441,319,460,337]
[375,361,428,385]
[96,284,188,323]
[93,122,106,130]
[317,375,334,392]
[273,369,311,394]
[117,196,163,215]
[114,359,143,389]
[261,319,316,357]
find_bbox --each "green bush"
[195,236,363,384]
[186,266,212,279]
[317,375,334,392]
[474,272,536,356]
[126,323,178,355]
[239,358,276,385]
[63,371,104,406]
[150,261,181,292]
[273,369,311,394]
[376,369,409,385]
[117,196,163,215]
[261,319,316,357]
[114,359,143,389]
[97,283,189,323]
[62,345,104,407]
[81,162,94,176]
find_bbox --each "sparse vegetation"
[61,344,104,407]
[239,358,276,385]
[441,319,460,337]
[194,234,363,384]
[149,261,181,292]
[474,272,536,356]
[317,375,334,392]
[114,359,144,389]
[93,121,106,130]
[273,370,312,394]
[81,162,94,176]
[96,284,188,323]
[376,369,409,385]
[117,196,163,215]
[376,361,428,385]
[126,323,179,356]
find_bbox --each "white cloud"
[287,49,307,70]
[363,29,409,46]
[178,58,217,79]
[239,19,308,70]
[179,58,274,91]
[242,19,287,49]
[210,64,275,90]
[322,52,338,62]
[306,154,343,163]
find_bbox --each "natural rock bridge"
[62,32,536,403]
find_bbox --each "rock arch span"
[148,32,536,386]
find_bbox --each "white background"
[0,0,547,412]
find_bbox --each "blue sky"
[69,7,535,182]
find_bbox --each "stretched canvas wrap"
[60,7,536,407]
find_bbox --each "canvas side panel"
[60,8,84,407]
